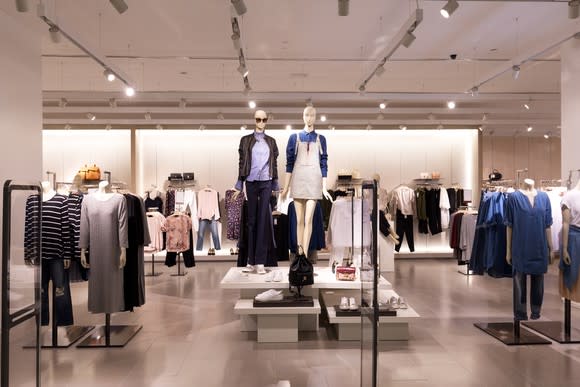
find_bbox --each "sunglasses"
[255,117,268,123]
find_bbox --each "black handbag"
[488,169,503,181]
[289,253,314,288]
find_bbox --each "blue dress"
[505,190,553,275]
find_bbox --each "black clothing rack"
[2,181,41,387]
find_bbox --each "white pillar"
[0,8,43,249]
[561,38,580,187]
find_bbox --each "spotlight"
[248,100,256,109]
[64,124,71,130]
[478,126,483,132]
[103,69,116,82]
[512,65,520,80]
[240,124,247,131]
[524,103,530,110]
[179,99,187,109]
[338,0,349,16]
[15,0,28,12]
[447,101,456,109]
[358,84,366,95]
[109,0,128,14]
[321,115,327,122]
[527,125,533,132]
[379,101,387,110]
[105,124,112,130]
[570,0,579,19]
[440,0,459,19]
[401,31,416,48]
[125,86,135,97]
[156,124,163,130]
[144,113,152,121]
[469,86,479,97]
[286,125,292,131]
[49,26,61,43]
[86,113,96,121]
[109,98,117,108]
[237,65,249,77]
[544,133,550,139]
[400,125,407,131]
[231,0,247,16]
[330,126,336,130]
[59,98,68,108]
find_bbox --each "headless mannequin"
[42,181,70,269]
[561,180,580,266]
[80,181,126,269]
[234,110,274,274]
[506,178,554,265]
[281,107,332,258]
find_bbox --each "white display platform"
[324,289,419,341]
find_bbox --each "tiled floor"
[8,259,580,386]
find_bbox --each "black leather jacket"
[237,132,279,182]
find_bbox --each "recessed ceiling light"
[379,101,387,110]
[248,100,256,109]
[320,115,327,122]
[524,103,530,110]
[447,101,456,109]
[544,133,550,139]
[125,86,135,97]
[527,125,533,132]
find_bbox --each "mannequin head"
[522,178,535,191]
[254,110,268,133]
[303,106,316,130]
[98,180,110,193]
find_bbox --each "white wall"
[42,130,132,185]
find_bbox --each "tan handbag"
[79,164,101,181]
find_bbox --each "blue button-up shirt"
[285,130,328,177]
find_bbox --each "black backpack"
[289,253,314,288]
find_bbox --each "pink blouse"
[161,214,192,252]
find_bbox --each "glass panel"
[360,180,377,387]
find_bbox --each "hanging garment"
[80,193,128,314]
[394,210,414,252]
[289,132,323,199]
[505,190,553,275]
[197,188,220,220]
[273,212,289,261]
[415,188,428,234]
[196,218,221,251]
[426,188,442,235]
[225,189,245,240]
[459,213,477,263]
[123,194,149,312]
[164,190,176,217]
[447,188,458,214]
[67,192,89,282]
[144,195,163,212]
[440,187,451,229]
[450,212,464,262]
[166,229,195,268]
[145,211,165,252]
[162,213,193,252]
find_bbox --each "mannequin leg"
[301,199,317,258]
[513,271,528,321]
[294,199,306,253]
[530,274,544,320]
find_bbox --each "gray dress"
[79,194,128,313]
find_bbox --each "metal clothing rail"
[2,180,42,387]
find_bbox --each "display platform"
[522,321,580,344]
[76,325,142,348]
[254,296,314,308]
[474,322,551,346]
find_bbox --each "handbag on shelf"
[488,169,503,181]
[168,173,183,181]
[183,172,194,181]
[336,266,356,281]
[78,164,101,181]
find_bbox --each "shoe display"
[390,296,399,309]
[349,297,358,311]
[256,264,266,275]
[230,248,235,255]
[208,248,215,256]
[264,272,274,282]
[255,289,283,302]
[339,296,349,311]
[241,264,254,273]
[397,297,408,309]
[272,271,283,282]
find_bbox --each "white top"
[562,189,580,228]
[392,186,415,216]
[439,187,451,229]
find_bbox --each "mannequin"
[559,179,580,300]
[233,110,279,274]
[282,106,332,259]
[41,180,56,202]
[506,178,553,321]
[81,181,126,269]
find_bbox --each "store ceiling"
[30,0,580,136]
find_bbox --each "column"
[561,38,580,185]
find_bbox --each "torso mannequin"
[281,106,332,258]
[41,180,56,202]
[80,181,126,269]
[559,180,580,300]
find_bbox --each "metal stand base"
[474,322,551,346]
[171,272,187,277]
[24,325,95,348]
[145,253,163,277]
[521,321,580,344]
[457,268,474,276]
[146,272,162,277]
[76,325,142,348]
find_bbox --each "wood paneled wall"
[482,136,561,183]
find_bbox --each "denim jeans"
[41,259,74,326]
[196,218,221,250]
[513,270,544,321]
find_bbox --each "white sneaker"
[349,297,358,311]
[264,272,274,282]
[339,296,349,311]
[272,270,284,282]
[256,264,266,274]
[241,264,254,273]
[390,296,399,309]
[397,297,408,309]
[255,289,283,302]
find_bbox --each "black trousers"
[246,180,273,265]
[41,259,74,326]
[165,229,195,268]
[395,210,414,252]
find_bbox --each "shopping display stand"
[77,313,141,348]
[474,319,551,346]
[522,299,580,343]
[171,252,187,277]
[145,252,162,277]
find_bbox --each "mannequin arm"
[80,248,89,268]
[506,227,512,264]
[64,259,70,269]
[322,177,333,202]
[546,228,554,264]
[280,172,292,200]
[119,248,126,269]
[562,207,572,265]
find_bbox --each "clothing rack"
[170,252,187,277]
[540,179,563,188]
[145,252,162,277]
[520,168,580,343]
[455,207,478,276]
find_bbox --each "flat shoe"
[397,297,408,309]
[339,296,349,311]
[349,297,358,311]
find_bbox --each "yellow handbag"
[79,164,101,181]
